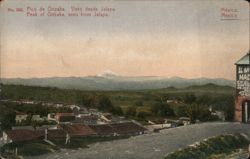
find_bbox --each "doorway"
[242,100,250,123]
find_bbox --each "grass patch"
[165,134,249,159]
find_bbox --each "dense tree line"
[0,84,236,127]
[77,94,123,116]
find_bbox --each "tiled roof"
[90,122,147,136]
[5,129,43,142]
[56,113,75,116]
[15,111,27,115]
[12,126,35,130]
[79,114,98,120]
[59,124,96,137]
[56,113,76,122]
[58,116,76,122]
[47,129,67,139]
[5,129,68,142]
[89,124,116,135]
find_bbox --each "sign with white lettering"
[237,66,250,97]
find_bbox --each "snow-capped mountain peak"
[97,70,118,77]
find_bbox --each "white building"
[15,111,28,123]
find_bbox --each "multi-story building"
[235,50,250,122]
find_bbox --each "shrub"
[165,134,249,159]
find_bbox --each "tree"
[186,103,200,123]
[175,106,188,117]
[196,95,211,105]
[111,106,123,116]
[134,101,143,107]
[78,95,97,109]
[184,93,196,104]
[31,120,40,128]
[150,102,174,117]
[150,103,159,115]
[137,111,151,120]
[198,107,219,122]
[0,106,16,130]
[125,106,137,117]
[224,98,235,121]
[98,96,114,112]
[212,96,235,121]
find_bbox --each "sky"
[0,0,249,80]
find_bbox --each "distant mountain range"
[0,73,235,91]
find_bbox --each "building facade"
[15,111,28,123]
[235,50,250,123]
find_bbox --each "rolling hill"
[0,74,234,91]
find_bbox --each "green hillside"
[0,83,234,107]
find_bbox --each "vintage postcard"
[0,0,249,159]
